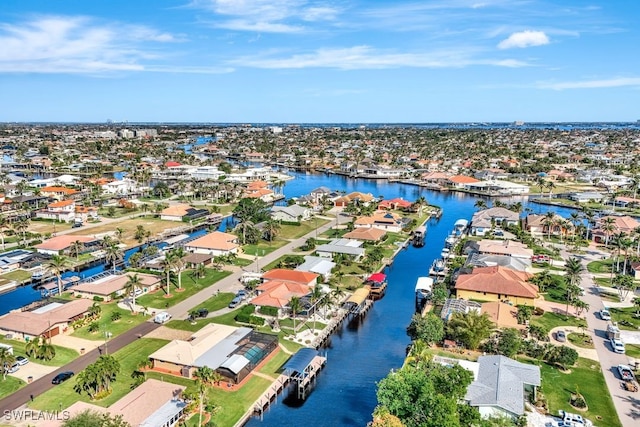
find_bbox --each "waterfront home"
[568,191,606,203]
[470,207,520,236]
[0,299,94,340]
[34,235,99,256]
[0,249,32,273]
[465,180,529,195]
[378,197,413,211]
[592,215,640,243]
[159,203,210,222]
[43,379,187,427]
[546,169,576,181]
[184,231,239,257]
[481,301,524,330]
[333,191,375,207]
[243,186,276,202]
[343,227,387,242]
[354,210,406,233]
[315,238,365,261]
[522,213,571,238]
[270,204,312,222]
[294,256,336,281]
[464,355,540,419]
[40,186,80,201]
[100,178,142,195]
[467,239,534,260]
[73,272,161,301]
[148,323,278,384]
[454,266,536,306]
[464,252,531,272]
[251,280,313,313]
[35,199,76,222]
[447,175,480,189]
[261,269,319,287]
[614,196,640,208]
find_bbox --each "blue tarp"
[283,348,318,375]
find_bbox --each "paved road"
[0,321,160,413]
[564,248,640,426]
[166,214,347,319]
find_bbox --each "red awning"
[367,273,386,284]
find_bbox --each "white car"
[611,338,625,354]
[599,309,611,321]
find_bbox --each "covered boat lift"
[343,287,372,317]
[282,348,327,399]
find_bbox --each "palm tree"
[447,311,494,350]
[0,216,8,250]
[573,299,590,316]
[162,253,175,296]
[289,296,302,335]
[601,217,617,248]
[474,199,487,211]
[193,366,215,427]
[310,284,323,330]
[125,274,143,313]
[564,257,584,315]
[69,240,85,260]
[12,219,29,246]
[114,227,125,242]
[45,255,70,296]
[37,339,56,361]
[542,211,556,241]
[168,248,186,290]
[0,348,16,380]
[104,244,123,273]
[263,219,281,242]
[234,220,255,245]
[404,340,432,370]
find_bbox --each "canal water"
[245,172,577,427]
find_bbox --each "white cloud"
[229,45,529,69]
[538,77,640,90]
[0,16,188,74]
[498,30,550,49]
[194,0,340,33]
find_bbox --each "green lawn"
[568,332,594,349]
[542,274,571,303]
[0,269,32,282]
[258,350,290,379]
[30,338,169,411]
[626,344,640,359]
[530,312,583,331]
[609,306,640,330]
[586,259,613,274]
[540,358,621,427]
[278,218,331,239]
[136,269,231,309]
[243,241,287,256]
[0,337,79,366]
[71,302,150,340]
[191,292,236,314]
[206,376,272,427]
[0,376,25,400]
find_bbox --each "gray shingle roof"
[465,355,540,416]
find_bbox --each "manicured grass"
[192,292,236,313]
[136,269,231,309]
[530,312,583,331]
[232,257,253,267]
[30,338,169,411]
[72,302,150,340]
[243,241,287,256]
[0,376,25,400]
[540,358,622,427]
[626,344,640,359]
[278,318,326,332]
[279,218,331,239]
[609,306,640,331]
[568,332,594,349]
[586,259,613,274]
[542,274,570,303]
[0,337,79,367]
[258,350,290,378]
[0,269,32,282]
[208,376,272,427]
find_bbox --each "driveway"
[8,362,57,383]
[51,334,101,353]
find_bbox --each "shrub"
[259,306,279,317]
[88,322,100,333]
[93,296,105,302]
[110,311,122,322]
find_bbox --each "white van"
[154,312,172,324]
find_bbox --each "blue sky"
[1,0,638,123]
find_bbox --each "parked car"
[71,222,83,228]
[129,287,143,297]
[228,296,242,309]
[556,330,567,342]
[599,308,611,321]
[617,364,636,381]
[4,363,19,374]
[236,289,248,300]
[52,371,74,384]
[153,312,172,324]
[611,338,626,354]
[15,356,29,366]
[195,308,208,318]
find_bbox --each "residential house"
[0,299,94,340]
[294,256,336,281]
[592,215,640,243]
[0,249,33,274]
[481,301,525,330]
[73,272,161,301]
[470,207,520,236]
[454,266,537,306]
[378,197,413,211]
[251,280,312,313]
[333,192,375,207]
[354,210,406,233]
[464,355,541,418]
[467,239,534,260]
[101,178,142,195]
[160,203,210,222]
[315,238,365,261]
[447,175,480,189]
[45,380,187,427]
[522,213,571,238]
[343,227,387,242]
[261,269,319,287]
[270,205,312,222]
[568,192,606,203]
[465,180,529,195]
[465,252,531,272]
[35,199,76,222]
[34,235,99,256]
[149,323,278,384]
[440,298,482,321]
[40,186,80,201]
[184,231,239,257]
[243,187,276,203]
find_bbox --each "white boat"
[31,268,45,281]
[441,248,451,259]
[453,219,468,236]
[415,277,433,297]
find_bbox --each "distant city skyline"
[1,1,639,123]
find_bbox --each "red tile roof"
[261,269,319,285]
[455,266,537,299]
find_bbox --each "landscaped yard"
[71,302,150,340]
[530,312,584,331]
[67,217,180,247]
[609,306,640,330]
[243,241,287,256]
[135,269,231,309]
[568,332,594,349]
[0,269,32,283]
[0,376,25,400]
[29,338,169,411]
[540,358,621,427]
[278,218,331,239]
[586,259,613,274]
[0,337,79,366]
